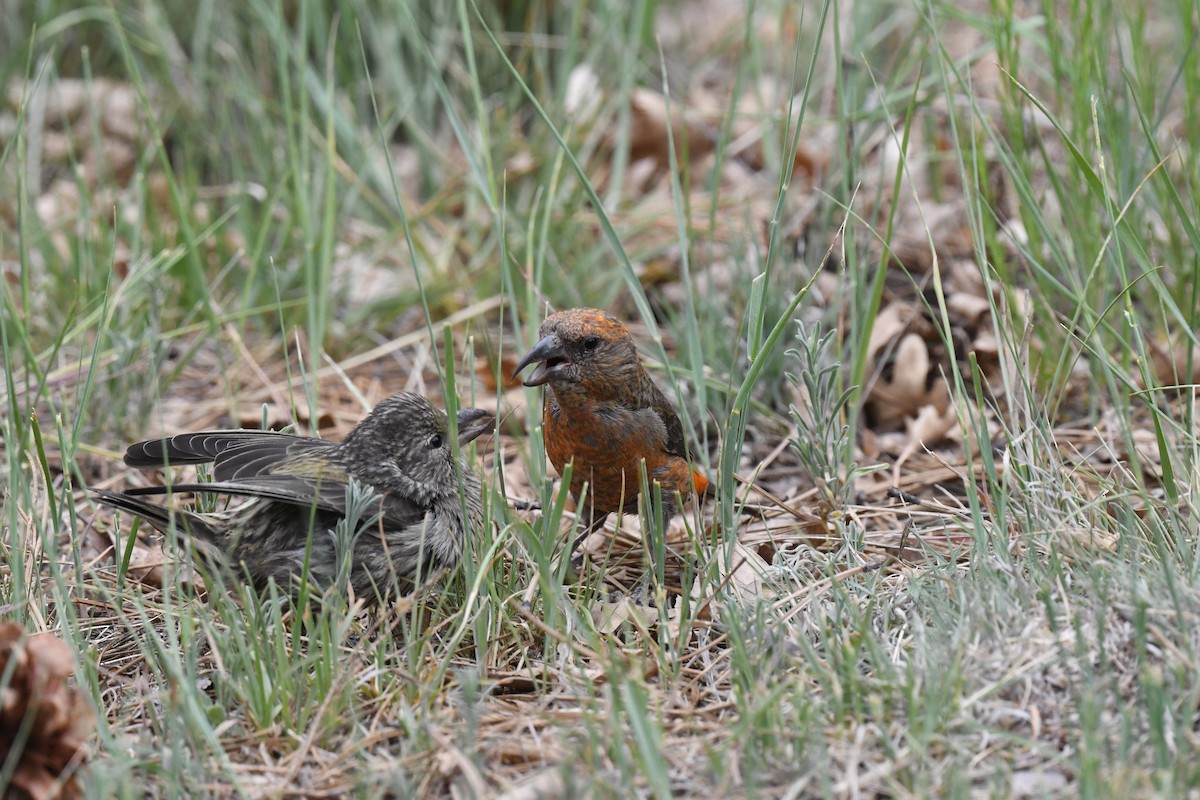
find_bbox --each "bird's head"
[341,392,493,502]
[512,307,640,390]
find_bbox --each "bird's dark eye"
[428,433,444,449]
[583,336,600,351]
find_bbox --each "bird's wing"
[123,467,428,531]
[93,488,219,541]
[644,383,713,495]
[124,430,326,473]
[641,374,690,459]
[123,431,429,528]
[125,432,348,498]
[123,474,346,509]
[213,436,335,482]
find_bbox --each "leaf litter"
[1,1,1192,796]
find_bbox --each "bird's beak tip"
[512,333,559,385]
[456,407,495,444]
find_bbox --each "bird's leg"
[508,497,541,512]
[551,504,608,584]
[630,486,674,607]
[566,503,609,560]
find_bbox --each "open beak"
[511,334,567,387]
[455,408,495,444]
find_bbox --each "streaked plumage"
[95,393,493,602]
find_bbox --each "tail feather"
[93,489,218,542]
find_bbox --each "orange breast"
[544,403,704,513]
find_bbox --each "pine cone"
[0,622,94,800]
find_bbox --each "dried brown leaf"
[869,332,932,429]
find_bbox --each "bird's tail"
[93,489,220,544]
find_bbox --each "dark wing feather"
[92,488,219,541]
[124,431,319,469]
[641,371,690,459]
[123,430,425,528]
[122,477,342,509]
[210,436,334,482]
[122,475,427,531]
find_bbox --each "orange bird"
[513,307,709,541]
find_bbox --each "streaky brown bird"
[94,393,493,602]
[512,307,709,541]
